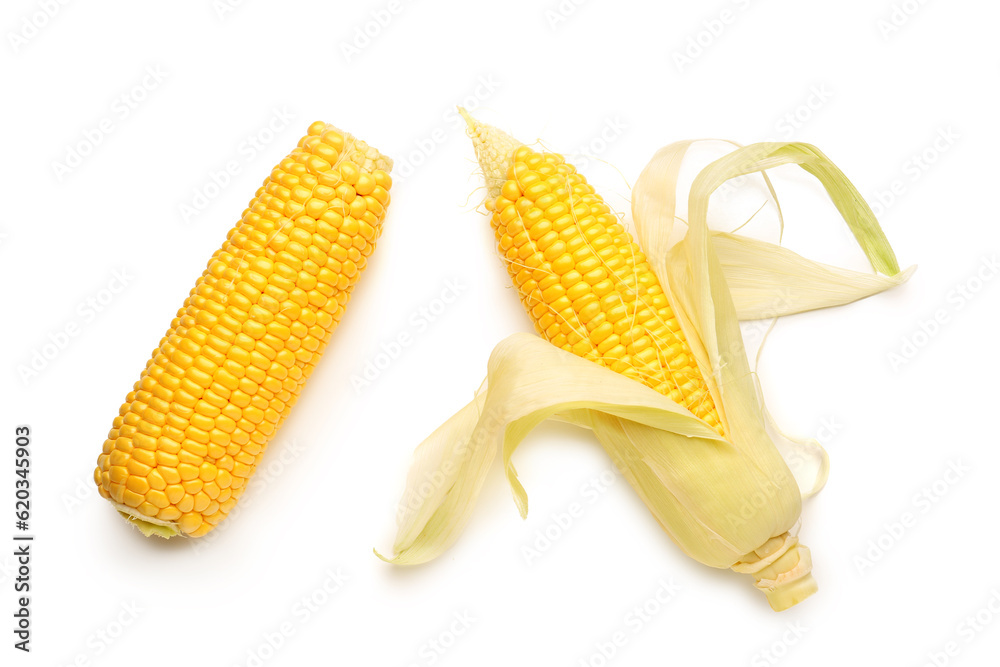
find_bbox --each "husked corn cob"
[94,121,392,537]
[463,112,722,433]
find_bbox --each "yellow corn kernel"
[463,115,722,433]
[94,122,393,538]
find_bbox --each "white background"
[2,0,999,665]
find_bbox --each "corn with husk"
[380,110,912,611]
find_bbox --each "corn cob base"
[94,122,392,538]
[732,533,816,611]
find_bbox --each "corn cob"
[94,121,392,538]
[462,110,722,434]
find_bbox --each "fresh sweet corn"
[386,111,909,612]
[94,121,392,538]
[464,111,722,434]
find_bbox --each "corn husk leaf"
[382,333,730,565]
[712,232,916,320]
[381,391,489,565]
[582,410,797,568]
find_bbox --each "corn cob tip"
[459,108,522,203]
[732,533,816,611]
[306,120,394,174]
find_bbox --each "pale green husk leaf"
[712,232,916,320]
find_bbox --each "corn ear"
[95,122,393,538]
[383,111,910,612]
